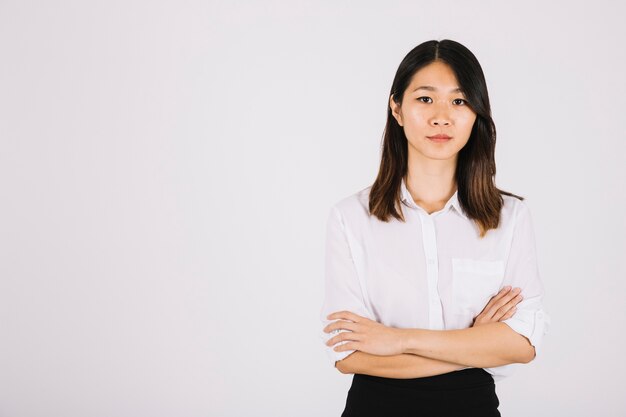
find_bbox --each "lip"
[427,134,452,139]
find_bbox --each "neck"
[404,154,457,208]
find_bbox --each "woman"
[319,39,550,416]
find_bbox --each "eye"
[453,98,468,105]
[417,96,432,103]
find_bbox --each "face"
[390,60,477,163]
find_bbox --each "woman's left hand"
[324,311,405,356]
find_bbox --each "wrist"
[400,328,423,355]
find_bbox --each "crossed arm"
[327,287,534,378]
[334,322,534,378]
[335,351,467,379]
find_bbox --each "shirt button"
[427,259,435,265]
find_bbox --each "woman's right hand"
[471,286,523,327]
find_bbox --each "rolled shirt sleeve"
[484,200,551,381]
[319,205,374,367]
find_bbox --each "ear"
[389,94,403,127]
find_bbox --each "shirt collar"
[400,176,468,219]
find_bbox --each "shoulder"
[501,193,534,228]
[328,185,372,222]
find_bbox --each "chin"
[415,150,459,161]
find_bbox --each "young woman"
[320,39,550,416]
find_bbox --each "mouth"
[427,135,452,142]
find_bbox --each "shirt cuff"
[319,329,357,367]
[483,299,551,381]
[501,304,551,356]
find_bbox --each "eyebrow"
[412,85,464,94]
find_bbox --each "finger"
[333,341,359,352]
[478,286,511,316]
[482,288,518,320]
[501,306,517,320]
[324,320,357,333]
[493,292,523,320]
[479,286,513,319]
[326,330,362,346]
[484,286,513,309]
[499,285,513,296]
[500,292,523,312]
[492,286,512,301]
[327,311,363,322]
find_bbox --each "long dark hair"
[369,39,523,237]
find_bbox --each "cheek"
[459,112,477,129]
[404,110,429,129]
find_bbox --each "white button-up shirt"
[319,178,551,382]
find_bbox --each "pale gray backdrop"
[1,1,624,416]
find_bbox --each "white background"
[1,1,625,416]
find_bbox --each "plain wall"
[1,0,625,416]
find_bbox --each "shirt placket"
[418,212,444,330]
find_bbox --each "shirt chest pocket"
[451,258,505,316]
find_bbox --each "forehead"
[407,61,462,93]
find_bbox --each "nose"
[430,115,450,126]
[429,103,451,126]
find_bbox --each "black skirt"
[341,368,501,417]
